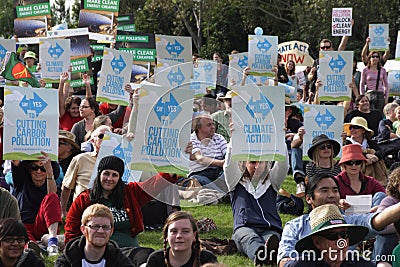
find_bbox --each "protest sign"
[156,35,192,65]
[248,35,278,77]
[190,60,217,97]
[332,8,352,36]
[3,86,58,160]
[131,83,194,175]
[369,24,389,51]
[396,31,400,61]
[155,60,192,89]
[231,85,286,161]
[13,0,50,42]
[388,70,400,96]
[97,48,133,106]
[115,31,156,62]
[278,40,314,67]
[88,132,142,188]
[318,51,353,101]
[39,38,70,80]
[0,40,16,66]
[117,14,135,32]
[228,52,267,87]
[302,104,343,160]
[91,44,106,62]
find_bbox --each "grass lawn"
[45,175,299,266]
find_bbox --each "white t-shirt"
[82,258,106,267]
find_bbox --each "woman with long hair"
[146,211,217,267]
[360,51,389,111]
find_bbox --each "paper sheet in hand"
[345,195,372,214]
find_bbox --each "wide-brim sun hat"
[295,204,369,252]
[23,51,36,60]
[307,134,341,159]
[338,144,367,165]
[343,117,374,137]
[58,130,79,150]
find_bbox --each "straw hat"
[307,134,341,159]
[295,204,369,252]
[58,130,79,150]
[343,117,374,137]
[338,144,367,165]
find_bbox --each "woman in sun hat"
[335,144,385,210]
[284,204,374,267]
[305,134,342,185]
[343,116,387,185]
[23,51,39,73]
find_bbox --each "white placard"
[332,8,352,36]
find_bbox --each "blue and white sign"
[154,60,192,89]
[228,52,265,87]
[97,48,133,106]
[389,70,400,96]
[39,38,70,80]
[231,85,286,161]
[369,24,389,51]
[190,60,217,97]
[88,132,142,188]
[130,84,194,175]
[3,86,58,160]
[396,31,400,61]
[318,51,353,101]
[156,35,192,65]
[248,35,278,77]
[0,40,15,67]
[302,104,344,159]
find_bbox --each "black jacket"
[0,249,44,267]
[54,236,132,267]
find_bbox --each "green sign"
[70,77,94,88]
[116,35,148,42]
[117,24,136,32]
[119,48,156,61]
[84,0,119,12]
[16,2,51,18]
[71,58,89,73]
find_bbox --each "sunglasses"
[371,55,379,59]
[319,144,332,150]
[345,160,363,166]
[349,125,363,130]
[319,231,349,241]
[59,141,69,146]
[320,46,331,50]
[1,237,26,244]
[97,133,105,139]
[31,164,46,172]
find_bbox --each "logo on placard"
[315,109,336,129]
[19,93,48,118]
[153,93,182,124]
[394,72,400,80]
[167,67,185,86]
[256,38,272,53]
[203,62,213,72]
[193,69,200,79]
[48,43,64,60]
[374,26,385,35]
[113,142,133,180]
[328,55,346,73]
[0,44,6,57]
[238,55,248,69]
[111,55,126,75]
[246,92,274,120]
[166,40,184,58]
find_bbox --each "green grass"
[44,175,299,266]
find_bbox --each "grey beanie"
[97,155,124,178]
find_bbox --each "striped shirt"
[305,162,341,178]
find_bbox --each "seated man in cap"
[211,91,233,142]
[278,172,400,267]
[58,130,81,179]
[284,204,374,266]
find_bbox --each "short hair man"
[55,204,132,267]
[212,91,234,142]
[189,114,227,192]
[278,172,400,266]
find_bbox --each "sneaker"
[47,244,59,257]
[253,234,279,266]
[27,241,42,258]
[296,182,306,194]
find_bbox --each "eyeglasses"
[79,105,90,109]
[86,224,112,231]
[319,231,349,241]
[59,142,69,146]
[97,133,105,139]
[31,164,46,172]
[371,55,379,59]
[345,160,363,166]
[319,144,332,150]
[320,46,331,50]
[1,237,26,244]
[349,125,363,130]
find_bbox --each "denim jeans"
[291,147,305,183]
[232,226,280,262]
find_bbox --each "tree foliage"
[0,0,13,38]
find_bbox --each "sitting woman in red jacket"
[64,155,177,247]
[335,144,386,211]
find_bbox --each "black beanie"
[97,156,124,178]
